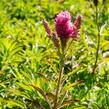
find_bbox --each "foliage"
[0,0,109,109]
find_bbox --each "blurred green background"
[0,0,109,109]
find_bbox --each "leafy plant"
[0,0,109,109]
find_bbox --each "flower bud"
[73,15,82,30]
[42,19,52,38]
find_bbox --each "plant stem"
[65,39,73,54]
[92,5,100,74]
[54,43,65,109]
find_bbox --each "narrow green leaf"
[36,72,49,82]
[61,99,80,108]
[30,84,46,99]
[46,92,55,100]
[62,80,84,93]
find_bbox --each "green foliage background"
[0,0,109,109]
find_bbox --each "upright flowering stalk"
[43,11,81,109]
[54,11,81,109]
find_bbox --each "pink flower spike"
[55,11,82,38]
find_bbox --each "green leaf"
[29,84,46,99]
[62,80,84,93]
[5,99,25,108]
[46,92,55,100]
[36,72,49,83]
[60,99,80,108]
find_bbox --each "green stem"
[65,39,73,53]
[54,42,65,109]
[92,6,100,74]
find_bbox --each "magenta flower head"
[55,11,81,38]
